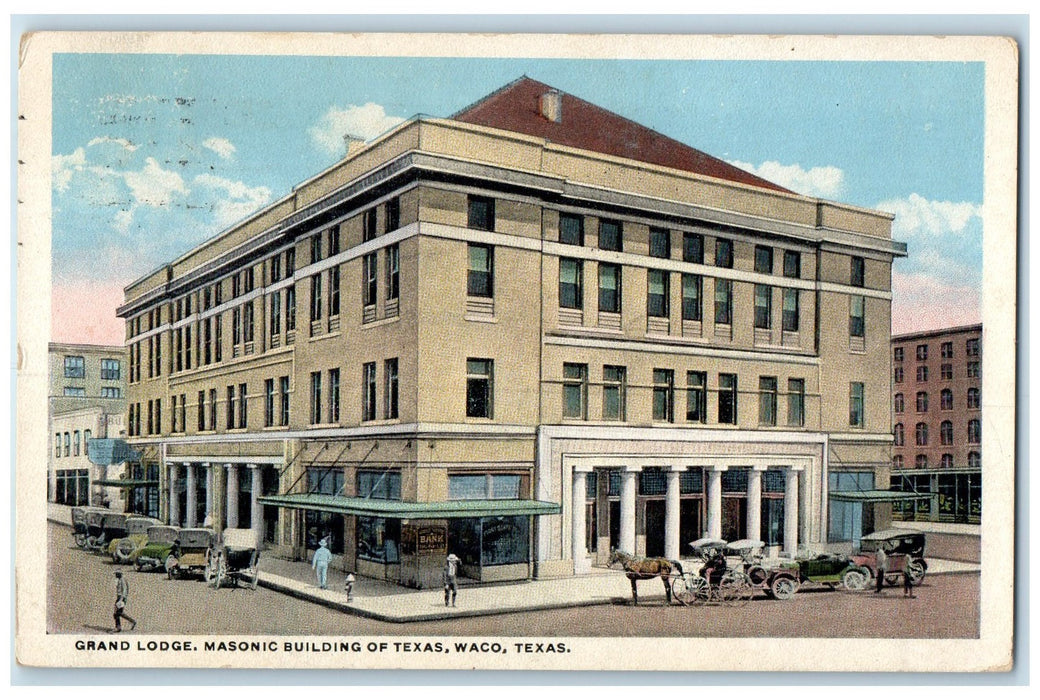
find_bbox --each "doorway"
[644,500,665,557]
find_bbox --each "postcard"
[16,31,1017,672]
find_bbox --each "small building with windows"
[890,324,983,524]
[118,77,905,586]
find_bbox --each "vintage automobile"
[741,542,870,600]
[70,506,109,548]
[108,516,163,564]
[850,529,928,587]
[134,525,181,572]
[85,511,129,553]
[206,528,261,590]
[165,528,216,580]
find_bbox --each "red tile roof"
[452,76,790,194]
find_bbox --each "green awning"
[829,489,930,503]
[257,493,561,519]
[92,478,160,488]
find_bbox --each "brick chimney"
[540,90,562,123]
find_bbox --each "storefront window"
[638,468,667,496]
[357,516,400,563]
[828,471,875,544]
[357,470,401,500]
[448,516,529,567]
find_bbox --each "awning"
[829,489,930,503]
[92,478,160,488]
[87,439,141,466]
[257,493,561,519]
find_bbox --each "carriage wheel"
[86,536,98,551]
[684,575,710,606]
[204,557,217,586]
[74,533,87,548]
[721,573,753,608]
[669,574,692,606]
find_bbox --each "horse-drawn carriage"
[668,538,755,607]
[70,506,108,548]
[108,516,163,564]
[205,528,260,590]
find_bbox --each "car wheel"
[746,565,769,586]
[884,573,901,586]
[842,567,869,591]
[134,558,143,572]
[74,533,87,548]
[115,540,135,563]
[908,560,926,585]
[770,576,799,600]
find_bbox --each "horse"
[608,550,683,606]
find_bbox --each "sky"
[50,54,985,345]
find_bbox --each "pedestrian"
[344,571,356,602]
[113,571,136,632]
[874,544,889,594]
[903,555,916,598]
[312,538,332,590]
[443,553,460,607]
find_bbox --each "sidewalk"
[47,502,980,623]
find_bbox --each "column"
[204,463,213,526]
[619,468,637,554]
[746,466,765,542]
[168,463,180,526]
[226,464,240,529]
[664,468,681,560]
[250,464,263,538]
[707,467,723,540]
[784,466,800,555]
[571,468,588,574]
[185,463,198,528]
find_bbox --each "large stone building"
[118,77,906,586]
[890,324,982,524]
[48,342,129,509]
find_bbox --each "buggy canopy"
[222,528,259,550]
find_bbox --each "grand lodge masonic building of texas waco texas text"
[115,77,907,588]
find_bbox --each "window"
[916,391,929,412]
[894,423,904,446]
[683,233,704,264]
[101,387,121,398]
[243,268,254,294]
[652,369,674,422]
[781,289,800,332]
[357,471,402,500]
[63,387,86,397]
[384,359,399,420]
[754,285,772,329]
[270,291,281,337]
[207,388,216,431]
[783,250,801,278]
[647,270,669,318]
[649,228,670,258]
[198,390,206,431]
[941,454,954,469]
[894,393,904,413]
[894,366,904,383]
[231,273,241,300]
[968,419,981,444]
[100,359,121,380]
[237,384,247,429]
[894,347,904,362]
[64,432,70,456]
[941,342,953,359]
[759,376,778,426]
[851,256,865,287]
[968,452,981,469]
[967,361,980,378]
[363,209,377,242]
[602,365,626,421]
[73,431,80,456]
[270,254,282,283]
[941,389,953,411]
[598,263,621,313]
[327,225,341,256]
[714,279,733,325]
[754,246,773,274]
[941,420,954,446]
[598,219,622,251]
[386,244,400,302]
[310,274,322,322]
[967,388,980,409]
[915,422,928,446]
[310,372,322,424]
[686,371,707,423]
[562,363,588,419]
[917,365,929,382]
[466,359,493,419]
[214,281,223,305]
[363,253,378,306]
[681,274,702,321]
[966,338,980,356]
[328,266,340,317]
[285,248,295,276]
[559,259,583,309]
[64,356,85,378]
[55,433,61,458]
[362,363,376,422]
[279,376,290,426]
[448,474,521,501]
[214,315,223,361]
[715,238,733,268]
[310,234,323,264]
[324,368,338,423]
[226,386,235,430]
[916,344,929,361]
[385,197,400,233]
[849,295,865,338]
[787,378,805,427]
[849,382,865,427]
[467,195,495,231]
[941,363,953,380]
[916,455,928,469]
[467,244,493,298]
[243,302,254,344]
[893,455,904,469]
[718,373,737,425]
[559,213,584,246]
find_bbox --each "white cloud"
[122,157,189,207]
[728,160,846,199]
[52,147,87,192]
[309,103,406,156]
[87,136,139,152]
[202,137,236,160]
[193,173,272,228]
[876,193,981,240]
